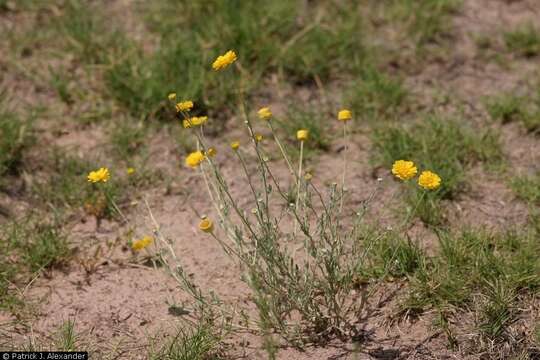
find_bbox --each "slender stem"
[267,120,295,178]
[294,140,304,236]
[340,121,348,212]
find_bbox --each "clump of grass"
[49,67,74,105]
[54,320,79,352]
[478,280,516,340]
[57,0,130,64]
[357,228,426,279]
[486,93,540,133]
[504,23,540,57]
[109,118,148,161]
[486,94,526,124]
[345,67,408,121]
[0,217,70,311]
[0,102,33,177]
[372,116,503,224]
[403,228,540,341]
[148,323,224,360]
[511,172,540,204]
[384,0,462,46]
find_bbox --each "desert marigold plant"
[176,100,194,112]
[149,50,448,349]
[132,235,153,251]
[418,170,442,190]
[296,129,309,141]
[338,109,352,121]
[206,147,217,157]
[87,167,110,183]
[185,151,205,168]
[257,107,272,120]
[198,217,214,233]
[392,160,418,181]
[183,116,208,128]
[230,141,240,150]
[212,50,237,71]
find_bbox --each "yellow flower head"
[257,107,272,120]
[199,217,214,233]
[132,235,153,251]
[127,167,136,175]
[297,129,309,142]
[231,141,240,151]
[206,147,217,157]
[176,100,194,112]
[185,151,205,168]
[338,109,352,121]
[418,170,442,190]
[391,160,417,181]
[255,134,263,142]
[87,167,110,183]
[183,116,208,128]
[168,93,176,101]
[212,50,237,71]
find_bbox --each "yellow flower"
[127,167,135,175]
[183,116,208,128]
[168,93,176,101]
[198,217,214,233]
[391,160,417,181]
[206,147,217,157]
[304,172,313,181]
[132,235,153,251]
[87,167,110,183]
[176,100,194,112]
[212,50,237,71]
[338,109,352,121]
[257,107,272,120]
[255,134,263,142]
[297,129,309,141]
[231,141,240,150]
[185,151,205,168]
[418,170,442,190]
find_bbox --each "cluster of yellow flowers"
[392,160,441,190]
[131,235,153,251]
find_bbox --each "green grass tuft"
[0,102,33,177]
[511,172,540,204]
[57,0,130,64]
[148,323,224,360]
[346,67,408,121]
[504,23,540,58]
[384,0,462,46]
[357,229,426,279]
[486,93,540,133]
[403,228,540,321]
